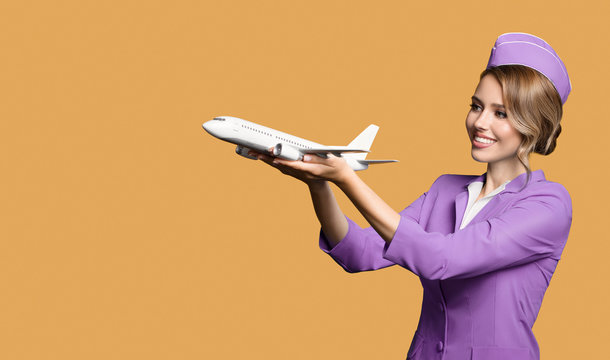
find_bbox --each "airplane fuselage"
[203,116,397,171]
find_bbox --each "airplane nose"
[202,120,216,135]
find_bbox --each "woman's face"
[466,74,523,165]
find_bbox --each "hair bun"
[535,124,562,155]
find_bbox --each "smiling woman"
[472,65,564,187]
[249,32,573,360]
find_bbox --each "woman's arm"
[248,149,351,247]
[382,185,572,279]
[251,149,400,244]
[307,181,348,247]
[248,148,409,273]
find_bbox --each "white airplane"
[202,116,398,171]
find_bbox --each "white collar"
[467,179,511,200]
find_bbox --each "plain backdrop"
[1,0,608,359]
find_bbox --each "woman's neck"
[481,158,528,197]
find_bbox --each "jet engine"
[235,145,258,160]
[273,143,303,161]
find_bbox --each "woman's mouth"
[472,136,497,148]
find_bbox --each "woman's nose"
[473,110,493,129]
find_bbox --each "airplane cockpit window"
[213,117,226,121]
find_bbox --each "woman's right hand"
[248,147,353,187]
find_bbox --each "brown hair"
[480,65,563,187]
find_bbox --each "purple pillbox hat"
[487,32,572,104]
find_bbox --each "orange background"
[1,0,608,359]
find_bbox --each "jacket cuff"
[319,216,358,255]
[381,215,406,260]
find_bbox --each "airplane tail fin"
[344,124,379,160]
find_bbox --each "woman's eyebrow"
[471,95,505,109]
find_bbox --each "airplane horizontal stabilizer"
[356,159,399,164]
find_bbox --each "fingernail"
[303,155,311,161]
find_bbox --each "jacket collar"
[464,169,546,194]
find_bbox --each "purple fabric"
[486,32,571,104]
[319,169,572,360]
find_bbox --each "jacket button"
[437,341,444,352]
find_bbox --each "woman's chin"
[471,151,493,163]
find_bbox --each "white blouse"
[459,179,511,230]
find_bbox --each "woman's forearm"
[335,171,400,244]
[307,181,348,247]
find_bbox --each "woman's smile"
[472,132,497,147]
[472,137,495,147]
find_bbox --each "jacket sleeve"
[381,184,572,280]
[319,192,427,273]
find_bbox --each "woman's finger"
[274,157,325,174]
[302,153,330,164]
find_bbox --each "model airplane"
[202,116,398,171]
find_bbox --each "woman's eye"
[469,103,481,111]
[495,111,507,119]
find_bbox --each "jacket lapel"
[454,187,505,232]
[454,172,487,232]
[465,195,504,227]
[454,191,469,232]
[453,169,546,232]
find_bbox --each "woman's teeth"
[474,136,496,144]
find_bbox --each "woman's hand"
[248,147,354,186]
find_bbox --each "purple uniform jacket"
[319,169,572,360]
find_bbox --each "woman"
[250,33,572,360]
